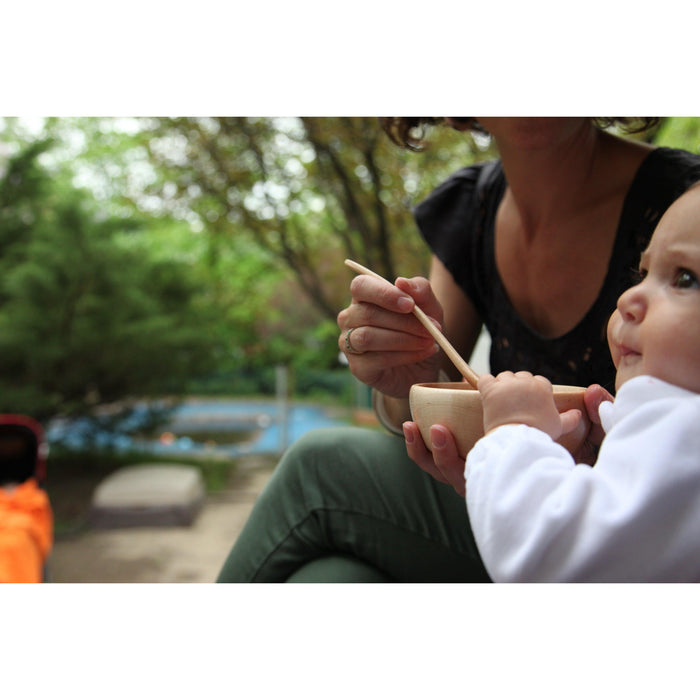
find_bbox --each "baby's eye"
[674,268,699,289]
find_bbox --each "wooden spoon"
[344,259,480,388]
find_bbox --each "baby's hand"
[478,371,580,441]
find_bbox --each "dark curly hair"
[379,117,661,151]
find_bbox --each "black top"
[415,147,700,393]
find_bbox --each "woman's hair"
[379,117,661,151]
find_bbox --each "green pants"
[216,427,490,583]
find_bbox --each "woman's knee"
[276,427,373,479]
[268,426,404,507]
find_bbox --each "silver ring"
[344,328,363,355]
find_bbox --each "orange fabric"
[0,479,53,583]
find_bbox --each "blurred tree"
[133,117,492,320]
[36,116,489,372]
[0,141,226,420]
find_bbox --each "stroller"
[0,415,53,583]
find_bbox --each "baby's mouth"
[618,344,641,364]
[613,326,639,357]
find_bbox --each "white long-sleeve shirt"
[464,375,700,582]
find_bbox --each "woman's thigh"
[216,427,490,582]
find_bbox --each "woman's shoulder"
[621,146,700,226]
[413,160,504,236]
[637,147,700,190]
[649,145,700,166]
[416,160,502,207]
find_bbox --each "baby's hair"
[379,117,661,151]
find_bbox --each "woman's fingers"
[403,422,451,485]
[395,276,444,321]
[428,425,466,496]
[337,326,438,356]
[559,408,583,436]
[349,274,416,313]
[583,384,614,426]
[404,421,466,497]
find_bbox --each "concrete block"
[89,463,205,528]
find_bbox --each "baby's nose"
[617,285,646,322]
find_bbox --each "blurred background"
[2,116,699,555]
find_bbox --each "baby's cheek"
[606,311,623,367]
[610,346,621,369]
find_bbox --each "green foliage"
[0,141,226,420]
[654,117,700,152]
[107,117,491,315]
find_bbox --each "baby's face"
[608,186,700,393]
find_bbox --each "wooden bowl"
[409,382,589,459]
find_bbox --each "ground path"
[48,456,274,583]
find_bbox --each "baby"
[465,184,700,582]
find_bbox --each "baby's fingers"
[476,373,497,393]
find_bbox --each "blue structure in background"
[46,400,349,457]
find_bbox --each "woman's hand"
[403,420,468,497]
[337,273,444,398]
[572,383,613,464]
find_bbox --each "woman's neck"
[496,125,624,240]
[490,121,655,337]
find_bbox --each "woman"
[217,117,700,582]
